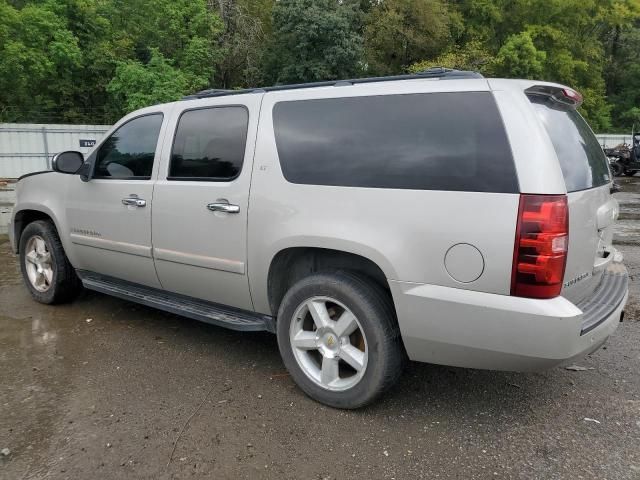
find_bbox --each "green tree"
[364,0,451,75]
[609,26,640,130]
[494,32,546,78]
[0,1,82,121]
[409,41,495,75]
[0,0,226,122]
[43,0,125,122]
[2,0,640,131]
[602,1,640,130]
[214,0,275,88]
[106,49,189,113]
[265,0,364,84]
[410,0,640,130]
[102,0,224,90]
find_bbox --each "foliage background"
[1,0,639,132]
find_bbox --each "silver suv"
[9,69,628,408]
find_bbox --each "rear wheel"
[19,220,81,304]
[276,271,404,408]
[625,170,637,177]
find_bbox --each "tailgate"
[529,91,616,304]
[564,184,618,303]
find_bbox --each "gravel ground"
[1,178,640,480]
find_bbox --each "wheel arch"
[266,246,395,318]
[12,207,60,254]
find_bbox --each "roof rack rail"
[193,88,233,95]
[181,68,483,100]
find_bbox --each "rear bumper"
[576,261,627,334]
[390,262,628,371]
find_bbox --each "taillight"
[561,88,583,105]
[525,85,584,109]
[511,194,568,299]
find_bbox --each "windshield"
[531,97,610,192]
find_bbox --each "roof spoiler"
[525,85,583,110]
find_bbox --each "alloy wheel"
[24,235,54,292]
[289,296,368,391]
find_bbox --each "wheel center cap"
[317,330,340,356]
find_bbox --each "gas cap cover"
[444,243,484,283]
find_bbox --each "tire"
[276,271,405,409]
[19,220,81,304]
[611,161,625,177]
[625,170,637,177]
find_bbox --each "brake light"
[525,85,583,109]
[562,88,583,104]
[511,195,568,299]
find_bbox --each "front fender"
[11,203,63,253]
[10,173,74,263]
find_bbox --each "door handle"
[207,202,240,214]
[122,197,146,207]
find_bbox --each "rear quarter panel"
[248,81,521,315]
[489,81,566,195]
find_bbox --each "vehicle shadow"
[73,289,569,425]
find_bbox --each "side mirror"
[52,151,84,175]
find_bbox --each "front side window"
[94,114,163,179]
[169,106,249,181]
[272,92,518,193]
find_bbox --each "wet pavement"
[614,176,640,246]
[1,180,640,480]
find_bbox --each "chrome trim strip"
[70,233,152,258]
[153,248,245,274]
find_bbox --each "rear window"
[169,106,248,181]
[531,97,610,192]
[272,92,518,193]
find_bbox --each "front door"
[151,97,261,310]
[66,111,168,288]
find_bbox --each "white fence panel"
[0,123,111,179]
[595,134,635,149]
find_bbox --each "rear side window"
[94,114,163,179]
[169,106,249,181]
[531,98,610,192]
[272,92,518,193]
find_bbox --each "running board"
[77,271,275,333]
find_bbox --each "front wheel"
[625,170,637,177]
[276,271,405,409]
[19,220,81,304]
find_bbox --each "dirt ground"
[1,178,640,480]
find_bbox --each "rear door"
[151,95,261,310]
[531,96,617,303]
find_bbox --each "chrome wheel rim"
[289,296,368,392]
[24,235,54,292]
